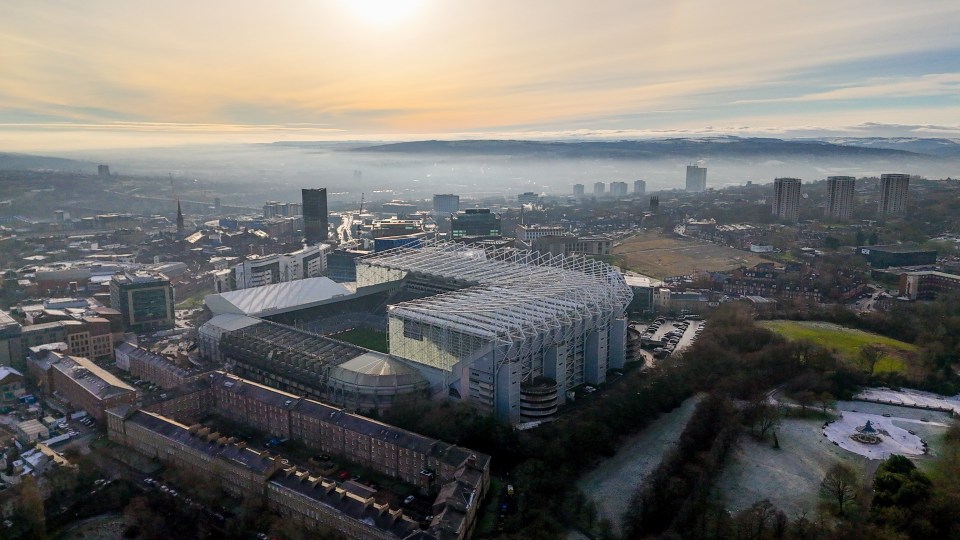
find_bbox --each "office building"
[609,182,628,197]
[878,173,910,217]
[634,180,646,195]
[515,224,566,249]
[263,201,302,218]
[381,202,418,219]
[21,318,114,362]
[109,273,175,333]
[573,184,585,197]
[825,176,855,221]
[433,194,460,214]
[0,311,22,369]
[529,235,613,257]
[685,165,707,192]
[772,177,801,222]
[593,182,605,196]
[302,188,329,244]
[214,244,329,292]
[517,192,539,205]
[451,209,501,239]
[856,244,937,268]
[900,271,960,300]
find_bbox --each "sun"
[343,0,424,25]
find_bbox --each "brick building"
[107,404,482,539]
[116,371,490,539]
[39,352,136,420]
[115,342,209,389]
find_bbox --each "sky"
[2,0,960,151]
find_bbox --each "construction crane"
[356,192,364,237]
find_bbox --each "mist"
[54,139,960,211]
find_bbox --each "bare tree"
[746,401,782,440]
[858,344,884,374]
[816,392,836,416]
[820,462,859,515]
[793,390,816,416]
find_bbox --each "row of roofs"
[115,408,431,538]
[210,372,463,459]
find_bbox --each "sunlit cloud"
[2,1,960,151]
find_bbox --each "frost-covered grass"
[717,417,867,518]
[576,396,702,536]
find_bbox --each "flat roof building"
[109,273,174,333]
[451,209,501,240]
[772,177,801,222]
[302,188,329,244]
[825,176,855,221]
[0,311,23,369]
[433,194,460,214]
[879,173,910,217]
[42,352,136,421]
[686,165,707,192]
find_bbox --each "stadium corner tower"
[356,240,632,425]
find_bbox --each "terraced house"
[110,372,490,539]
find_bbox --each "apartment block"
[825,176,855,221]
[878,173,910,217]
[772,177,801,222]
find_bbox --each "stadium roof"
[358,240,633,343]
[328,352,428,391]
[204,277,354,317]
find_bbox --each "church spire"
[176,198,184,234]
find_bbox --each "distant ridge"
[0,152,96,172]
[814,137,960,158]
[349,137,935,160]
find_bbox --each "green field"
[331,328,389,353]
[760,320,918,375]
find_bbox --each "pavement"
[856,387,960,415]
[823,411,927,460]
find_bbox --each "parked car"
[404,495,416,505]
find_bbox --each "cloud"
[735,73,960,104]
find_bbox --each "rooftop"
[360,240,632,343]
[50,353,136,399]
[204,277,354,317]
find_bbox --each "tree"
[820,462,859,515]
[859,344,884,374]
[793,390,817,416]
[17,475,46,540]
[817,392,836,416]
[745,401,781,441]
[855,229,866,246]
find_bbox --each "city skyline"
[1,1,960,151]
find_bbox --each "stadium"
[201,240,632,424]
